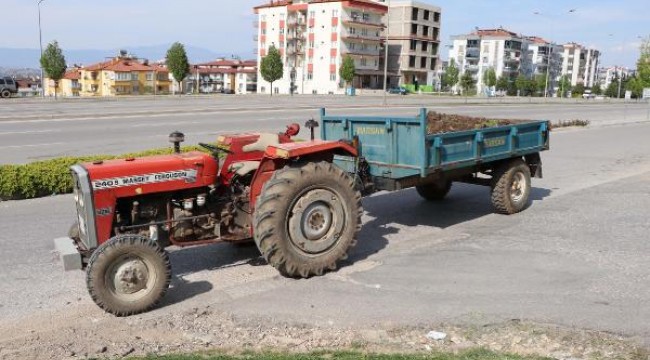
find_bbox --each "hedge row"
[0,145,204,201]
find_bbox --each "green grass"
[126,349,552,360]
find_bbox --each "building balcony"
[342,17,385,29]
[286,32,305,41]
[341,33,382,44]
[287,46,305,55]
[287,18,307,27]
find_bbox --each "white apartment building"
[183,59,257,94]
[254,0,387,95]
[448,28,528,94]
[383,0,441,88]
[561,42,600,87]
[524,36,563,95]
[597,66,634,89]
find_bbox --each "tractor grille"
[70,165,97,249]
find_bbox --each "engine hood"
[82,151,217,194]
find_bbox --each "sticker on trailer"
[92,169,198,190]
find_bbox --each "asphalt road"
[0,121,648,347]
[1,95,649,163]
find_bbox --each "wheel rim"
[510,171,527,203]
[287,188,346,255]
[105,254,156,302]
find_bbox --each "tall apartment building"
[254,0,387,95]
[561,43,600,87]
[383,0,441,88]
[523,36,563,94]
[448,28,528,93]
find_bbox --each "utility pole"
[382,0,390,106]
[38,0,46,97]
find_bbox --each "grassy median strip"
[127,349,552,360]
[0,145,204,201]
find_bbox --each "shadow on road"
[345,183,551,264]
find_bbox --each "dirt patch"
[426,112,527,134]
[0,306,646,360]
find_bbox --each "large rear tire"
[253,161,362,278]
[86,235,171,316]
[490,159,531,214]
[415,180,452,201]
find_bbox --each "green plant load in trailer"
[320,108,550,214]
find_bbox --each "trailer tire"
[253,161,362,278]
[415,180,452,201]
[490,159,531,214]
[86,234,171,316]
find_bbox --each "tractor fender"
[248,140,357,219]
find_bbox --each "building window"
[307,72,313,80]
[361,58,367,66]
[422,42,428,52]
[374,59,378,66]
[410,40,417,51]
[332,9,338,17]
[349,42,356,50]
[309,11,315,18]
[309,41,314,48]
[423,10,430,21]
[434,12,440,22]
[423,26,429,37]
[409,56,416,67]
[331,57,336,64]
[361,28,368,36]
[411,8,419,21]
[430,58,437,70]
[280,41,285,48]
[330,73,336,81]
[362,13,370,21]
[349,27,356,34]
[420,57,427,69]
[261,15,266,21]
[411,24,418,35]
[116,72,131,81]
[331,41,338,48]
[146,72,153,81]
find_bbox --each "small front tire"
[86,235,171,316]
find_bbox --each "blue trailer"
[320,108,550,214]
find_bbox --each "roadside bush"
[0,145,204,201]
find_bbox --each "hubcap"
[510,172,527,202]
[106,255,155,300]
[288,188,346,255]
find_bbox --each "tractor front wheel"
[253,161,362,278]
[86,235,171,316]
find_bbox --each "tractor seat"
[241,133,280,153]
[228,161,261,177]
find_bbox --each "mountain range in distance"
[0,43,255,70]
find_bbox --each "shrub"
[0,145,205,201]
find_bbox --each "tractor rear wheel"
[253,161,362,278]
[490,159,531,214]
[86,234,171,316]
[415,179,452,201]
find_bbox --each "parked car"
[0,77,18,98]
[388,86,408,95]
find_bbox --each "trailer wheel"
[86,234,171,316]
[490,159,531,214]
[253,161,362,278]
[415,180,452,201]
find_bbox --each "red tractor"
[56,122,362,316]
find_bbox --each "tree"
[636,36,650,88]
[443,59,459,92]
[459,71,476,97]
[166,42,190,95]
[495,75,509,92]
[40,41,67,99]
[515,74,528,96]
[591,83,602,96]
[558,75,571,98]
[339,55,356,89]
[482,68,497,90]
[626,77,644,98]
[260,45,283,96]
[605,76,620,98]
[571,83,585,97]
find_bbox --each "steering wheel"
[199,142,232,154]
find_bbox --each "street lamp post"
[382,0,390,106]
[38,0,46,97]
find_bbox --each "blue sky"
[3,0,647,67]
